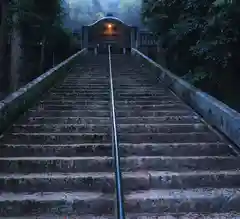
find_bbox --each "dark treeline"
[142,0,240,111]
[0,0,80,99]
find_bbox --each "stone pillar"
[123,48,126,54]
[130,27,136,49]
[94,47,97,55]
[82,26,88,49]
[136,30,140,49]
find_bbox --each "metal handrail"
[108,44,126,219]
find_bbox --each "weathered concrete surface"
[132,48,240,148]
[0,48,87,134]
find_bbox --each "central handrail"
[108,45,126,219]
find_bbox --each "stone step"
[54,86,110,90]
[36,104,109,110]
[16,115,200,125]
[2,170,240,194]
[17,116,111,125]
[1,132,219,144]
[10,123,208,134]
[1,133,112,144]
[0,191,114,216]
[1,188,240,216]
[49,91,110,96]
[115,102,184,108]
[0,142,233,157]
[27,109,194,117]
[124,188,240,213]
[6,213,240,219]
[0,156,239,173]
[117,132,220,143]
[49,92,110,97]
[59,84,109,87]
[46,96,111,101]
[126,213,240,219]
[39,100,181,106]
[116,116,201,124]
[10,124,111,133]
[63,76,109,79]
[27,110,111,117]
[39,100,110,105]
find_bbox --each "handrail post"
[108,44,125,219]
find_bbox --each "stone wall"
[0,48,87,134]
[132,48,240,148]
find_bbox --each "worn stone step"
[114,96,176,101]
[0,191,114,216]
[63,77,109,80]
[49,89,110,94]
[63,78,109,81]
[114,98,181,104]
[120,156,240,172]
[126,213,240,219]
[39,100,110,105]
[49,91,110,96]
[116,101,183,106]
[0,144,113,157]
[2,170,240,194]
[118,123,208,133]
[116,116,201,124]
[124,188,240,213]
[117,103,190,110]
[0,142,233,157]
[46,96,111,101]
[27,110,111,117]
[1,132,219,144]
[59,84,109,87]
[61,81,109,84]
[118,132,220,143]
[0,172,148,193]
[27,109,194,117]
[148,170,240,189]
[1,188,240,216]
[1,133,111,144]
[0,156,239,173]
[16,116,199,125]
[53,86,110,90]
[0,157,113,173]
[11,123,208,134]
[39,100,182,106]
[115,93,172,97]
[17,116,111,125]
[3,214,240,219]
[116,110,194,117]
[34,104,110,110]
[10,124,111,133]
[49,92,110,97]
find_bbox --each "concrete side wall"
[132,48,240,148]
[0,48,87,134]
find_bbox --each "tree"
[141,0,240,110]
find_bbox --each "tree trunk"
[39,35,46,74]
[10,3,22,92]
[0,0,9,96]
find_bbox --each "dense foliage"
[18,0,79,82]
[0,0,79,96]
[142,0,240,110]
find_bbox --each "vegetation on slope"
[0,0,79,97]
[141,0,240,111]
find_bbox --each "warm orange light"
[108,24,112,29]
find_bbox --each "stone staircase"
[0,53,240,218]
